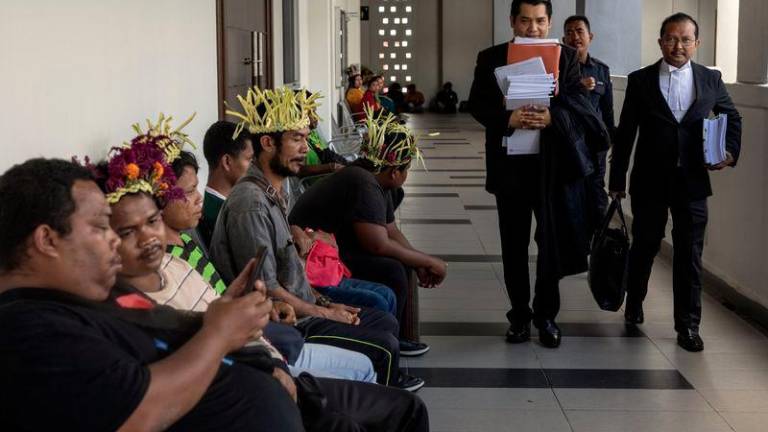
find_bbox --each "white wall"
[640,0,717,68]
[443,0,494,102]
[0,0,218,178]
[584,0,643,75]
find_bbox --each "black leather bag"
[588,198,630,311]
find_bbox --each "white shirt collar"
[661,59,692,74]
[205,186,227,201]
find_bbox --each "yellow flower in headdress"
[226,86,320,138]
[128,112,197,163]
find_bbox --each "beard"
[269,153,298,178]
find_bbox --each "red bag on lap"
[305,238,351,288]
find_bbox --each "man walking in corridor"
[469,0,609,348]
[610,13,742,352]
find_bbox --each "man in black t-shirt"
[0,159,303,431]
[289,114,448,355]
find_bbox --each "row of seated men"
[0,88,447,431]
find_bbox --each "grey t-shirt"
[209,166,315,304]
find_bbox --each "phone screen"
[244,245,268,295]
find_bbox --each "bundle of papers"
[703,114,728,165]
[492,38,562,156]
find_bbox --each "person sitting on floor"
[210,87,426,391]
[0,158,307,431]
[289,108,448,356]
[434,82,459,114]
[404,84,426,113]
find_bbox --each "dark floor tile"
[544,369,693,390]
[399,219,472,225]
[404,193,460,198]
[410,169,486,172]
[408,368,693,389]
[435,254,535,263]
[406,183,485,187]
[408,367,549,388]
[420,322,646,338]
[436,254,504,262]
[421,156,483,160]
[464,205,497,210]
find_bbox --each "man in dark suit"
[609,13,742,352]
[469,0,605,348]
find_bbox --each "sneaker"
[396,373,425,392]
[399,339,430,356]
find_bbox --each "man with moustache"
[609,13,742,352]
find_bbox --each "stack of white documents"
[703,114,728,165]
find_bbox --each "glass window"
[382,17,389,24]
[405,6,412,13]
[405,29,412,36]
[378,29,385,36]
[390,6,397,12]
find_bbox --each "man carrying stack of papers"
[703,114,728,165]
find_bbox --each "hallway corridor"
[400,113,768,432]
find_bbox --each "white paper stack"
[703,114,728,165]
[494,56,555,155]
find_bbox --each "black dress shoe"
[505,321,531,343]
[625,304,644,325]
[534,319,561,348]
[677,330,704,352]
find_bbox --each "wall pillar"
[737,0,768,84]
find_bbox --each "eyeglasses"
[661,37,697,48]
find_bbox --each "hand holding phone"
[225,246,268,298]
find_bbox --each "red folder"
[507,42,561,92]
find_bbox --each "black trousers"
[297,308,401,386]
[342,253,409,336]
[494,173,560,323]
[307,377,429,432]
[627,195,708,333]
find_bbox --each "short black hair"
[511,0,552,18]
[203,120,252,169]
[0,158,94,272]
[660,12,699,39]
[564,15,591,32]
[171,151,199,178]
[251,131,284,158]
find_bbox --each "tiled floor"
[399,113,768,432]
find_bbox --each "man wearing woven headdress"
[210,87,426,392]
[289,109,448,357]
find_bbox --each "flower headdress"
[102,113,196,205]
[359,105,423,172]
[225,86,321,138]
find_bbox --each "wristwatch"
[315,294,332,307]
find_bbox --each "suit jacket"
[468,41,585,195]
[468,42,610,278]
[609,60,742,202]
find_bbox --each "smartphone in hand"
[244,245,268,295]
